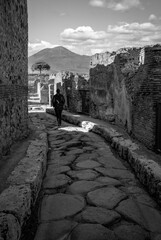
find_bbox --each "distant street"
[29,112,161,240]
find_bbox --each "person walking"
[52,89,65,127]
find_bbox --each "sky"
[28,0,161,56]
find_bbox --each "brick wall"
[0,0,28,156]
[132,46,161,149]
[89,45,161,150]
[132,94,155,148]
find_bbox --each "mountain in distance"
[28,46,91,75]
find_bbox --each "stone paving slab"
[46,109,161,206]
[75,153,100,163]
[58,140,82,149]
[47,156,74,165]
[69,223,118,240]
[97,156,127,169]
[154,234,161,240]
[49,151,62,159]
[66,180,106,195]
[48,139,67,145]
[113,223,149,240]
[87,187,127,209]
[96,176,122,186]
[134,194,158,208]
[120,185,147,195]
[43,174,71,189]
[116,198,161,233]
[24,112,161,240]
[75,206,121,225]
[67,169,99,180]
[46,165,70,176]
[82,146,95,151]
[75,160,101,169]
[66,148,85,156]
[34,220,78,240]
[95,167,135,180]
[40,194,85,221]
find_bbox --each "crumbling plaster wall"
[0,0,28,156]
[90,45,161,149]
[90,63,114,121]
[90,48,142,128]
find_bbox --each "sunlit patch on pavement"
[58,126,89,133]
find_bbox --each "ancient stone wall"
[90,63,115,122]
[40,84,49,104]
[0,0,28,156]
[132,46,161,149]
[54,71,89,113]
[90,45,161,150]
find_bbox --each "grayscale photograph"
[1,0,161,239]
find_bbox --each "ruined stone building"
[53,71,90,114]
[28,74,50,104]
[90,45,161,151]
[0,0,28,156]
[28,72,89,109]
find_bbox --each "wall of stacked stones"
[131,46,161,149]
[89,45,161,150]
[65,75,83,113]
[0,0,28,156]
[90,63,115,121]
[54,72,89,113]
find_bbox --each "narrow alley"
[26,112,161,240]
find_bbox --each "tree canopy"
[31,61,50,74]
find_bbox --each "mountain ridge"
[28,46,91,74]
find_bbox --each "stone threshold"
[46,108,161,206]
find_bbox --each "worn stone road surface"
[33,113,161,240]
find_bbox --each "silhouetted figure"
[52,89,65,126]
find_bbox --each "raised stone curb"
[0,125,48,239]
[46,108,161,205]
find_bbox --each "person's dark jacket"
[52,93,65,110]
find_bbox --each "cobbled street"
[30,112,161,240]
